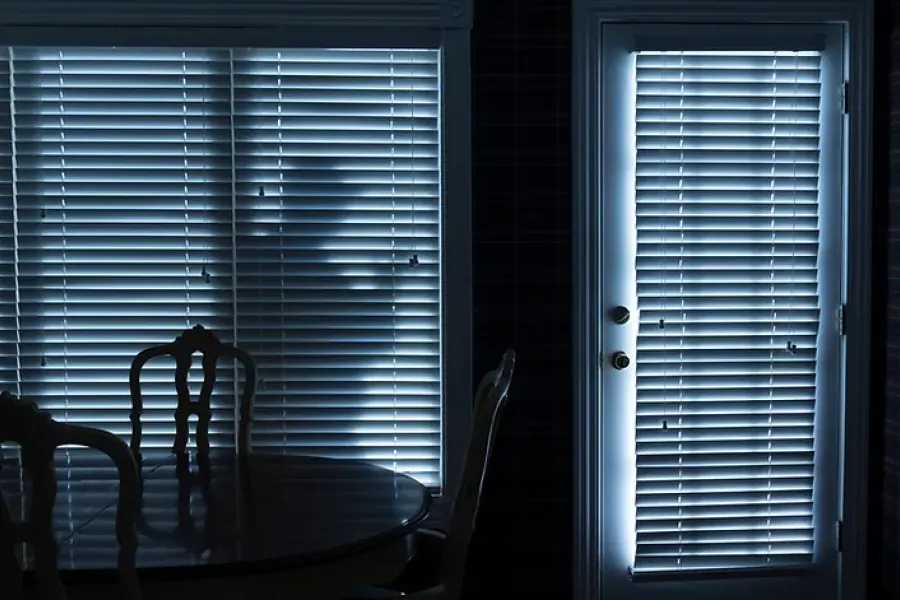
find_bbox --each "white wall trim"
[0,0,473,29]
[571,2,874,599]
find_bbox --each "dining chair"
[129,324,258,456]
[0,390,142,600]
[346,349,517,600]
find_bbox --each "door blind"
[632,50,823,573]
[0,46,442,488]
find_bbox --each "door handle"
[610,305,631,325]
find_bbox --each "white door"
[598,23,845,600]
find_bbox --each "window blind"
[0,47,442,488]
[10,48,238,449]
[231,49,441,486]
[0,49,16,396]
[632,50,823,573]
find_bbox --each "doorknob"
[611,351,631,371]
[610,305,631,325]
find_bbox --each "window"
[0,45,449,489]
[574,3,875,598]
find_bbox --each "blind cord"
[676,51,686,569]
[660,53,669,433]
[58,50,70,424]
[766,52,779,565]
[409,50,418,269]
[59,49,75,536]
[277,51,286,449]
[389,51,399,473]
[182,52,193,331]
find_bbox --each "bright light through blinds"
[232,49,442,487]
[0,47,442,488]
[10,48,238,447]
[632,50,823,573]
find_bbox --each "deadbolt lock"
[611,351,631,370]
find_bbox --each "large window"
[0,46,445,488]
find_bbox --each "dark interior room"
[0,0,896,599]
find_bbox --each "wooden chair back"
[0,390,141,600]
[129,324,257,455]
[439,349,516,599]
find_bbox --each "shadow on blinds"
[232,47,441,488]
[237,147,440,488]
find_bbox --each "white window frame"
[0,0,474,530]
[572,1,874,599]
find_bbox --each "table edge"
[25,479,432,583]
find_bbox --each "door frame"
[572,2,875,600]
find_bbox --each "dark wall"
[466,0,573,597]
[882,2,898,597]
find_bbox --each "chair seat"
[344,529,446,600]
[393,528,444,589]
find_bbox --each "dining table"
[0,446,431,600]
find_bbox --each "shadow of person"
[233,142,440,480]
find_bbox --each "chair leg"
[0,498,23,600]
[28,451,66,600]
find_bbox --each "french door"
[598,23,844,600]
